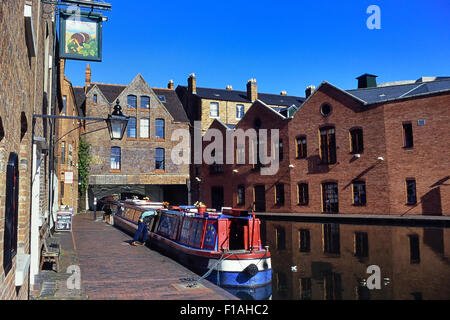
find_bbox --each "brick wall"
[84,74,190,201]
[55,59,80,212]
[201,83,450,216]
[0,0,54,299]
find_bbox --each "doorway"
[253,185,266,212]
[211,186,224,212]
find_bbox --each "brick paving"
[72,212,237,300]
[31,212,237,300]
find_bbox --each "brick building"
[1,0,58,299]
[54,59,84,213]
[201,74,450,216]
[176,74,305,202]
[75,66,191,207]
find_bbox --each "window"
[127,95,137,109]
[210,102,219,118]
[275,227,286,250]
[322,182,339,213]
[403,123,414,148]
[110,147,121,170]
[236,104,244,119]
[127,117,136,138]
[93,94,97,103]
[406,179,417,205]
[62,95,67,115]
[3,153,19,275]
[323,223,340,254]
[141,96,150,109]
[275,184,285,206]
[61,141,66,164]
[321,103,332,117]
[140,118,149,138]
[299,229,310,252]
[155,148,165,170]
[236,145,245,164]
[298,183,309,205]
[296,136,307,159]
[320,127,336,164]
[60,181,65,199]
[276,139,284,161]
[353,181,366,206]
[409,234,420,264]
[350,128,364,154]
[300,278,312,300]
[155,119,165,139]
[158,95,166,103]
[354,232,369,258]
[237,185,245,205]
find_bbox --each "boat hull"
[113,214,272,289]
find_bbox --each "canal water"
[229,218,450,300]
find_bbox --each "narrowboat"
[112,201,272,291]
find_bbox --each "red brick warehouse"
[201,74,450,216]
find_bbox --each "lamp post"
[34,99,129,221]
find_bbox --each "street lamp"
[106,99,129,140]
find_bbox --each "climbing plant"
[78,136,92,197]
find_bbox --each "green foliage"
[78,136,92,196]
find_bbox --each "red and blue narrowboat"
[112,201,272,290]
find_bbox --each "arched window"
[350,128,364,154]
[320,127,336,164]
[3,153,19,275]
[127,95,137,109]
[296,136,307,159]
[141,96,150,109]
[155,119,165,139]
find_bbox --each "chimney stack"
[247,78,257,102]
[280,90,287,96]
[305,85,316,98]
[226,85,233,90]
[188,73,197,94]
[168,80,174,90]
[356,73,378,89]
[85,64,91,88]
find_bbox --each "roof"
[85,83,189,122]
[178,86,305,109]
[73,87,86,115]
[345,79,450,104]
[152,88,189,122]
[87,83,126,103]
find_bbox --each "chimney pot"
[305,85,316,98]
[168,80,174,90]
[280,90,287,96]
[226,85,233,90]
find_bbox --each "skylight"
[158,95,166,103]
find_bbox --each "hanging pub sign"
[59,9,103,61]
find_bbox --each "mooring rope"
[186,252,234,288]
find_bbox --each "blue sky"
[64,0,450,97]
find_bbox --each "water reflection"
[261,219,450,300]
